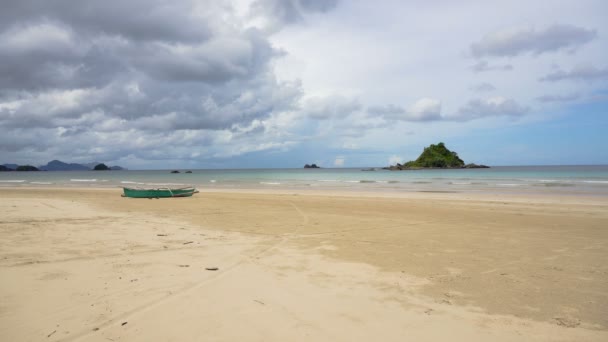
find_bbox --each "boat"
[122,186,199,198]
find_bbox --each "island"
[2,160,125,171]
[16,165,40,171]
[384,142,489,170]
[93,163,110,171]
[304,164,321,168]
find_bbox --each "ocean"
[1,165,608,196]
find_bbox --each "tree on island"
[93,163,110,170]
[304,164,320,168]
[16,165,39,171]
[386,142,489,170]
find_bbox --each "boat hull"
[122,187,197,198]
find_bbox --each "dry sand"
[0,188,607,341]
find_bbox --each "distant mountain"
[2,163,18,169]
[40,160,90,171]
[3,160,125,171]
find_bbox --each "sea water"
[1,165,608,196]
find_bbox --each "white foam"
[145,183,186,186]
[318,179,339,182]
[496,183,523,187]
[0,180,25,183]
[209,180,217,183]
[451,182,471,185]
[70,179,97,182]
[582,180,608,184]
[260,182,281,185]
[30,182,53,185]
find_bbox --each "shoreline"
[1,187,607,340]
[2,185,608,205]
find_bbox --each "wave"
[496,183,524,187]
[209,180,217,183]
[0,180,25,183]
[535,182,575,187]
[70,179,97,182]
[145,183,186,186]
[450,182,471,185]
[582,180,608,184]
[260,182,281,185]
[30,182,53,185]
[121,181,140,184]
[317,179,339,182]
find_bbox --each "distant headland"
[304,164,321,168]
[384,142,489,170]
[1,160,125,171]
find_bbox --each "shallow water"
[1,165,608,196]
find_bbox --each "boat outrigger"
[122,186,199,198]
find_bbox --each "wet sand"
[0,188,607,341]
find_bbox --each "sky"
[0,0,607,169]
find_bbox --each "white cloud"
[388,155,402,165]
[453,97,528,121]
[539,64,608,82]
[471,24,597,58]
[333,156,345,167]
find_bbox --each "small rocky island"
[384,142,489,170]
[304,164,321,168]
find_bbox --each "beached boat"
[122,186,198,198]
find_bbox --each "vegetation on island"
[304,164,320,168]
[385,142,489,170]
[93,163,110,170]
[16,165,40,171]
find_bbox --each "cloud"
[388,155,402,165]
[535,93,580,103]
[470,82,496,92]
[333,156,345,167]
[303,95,361,119]
[471,24,597,58]
[539,65,608,82]
[470,61,513,73]
[0,1,317,164]
[249,0,339,32]
[367,98,442,122]
[453,97,528,121]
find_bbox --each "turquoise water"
[1,166,608,196]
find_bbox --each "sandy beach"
[0,188,607,341]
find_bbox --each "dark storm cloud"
[0,0,325,163]
[471,24,597,58]
[0,0,212,43]
[539,65,608,82]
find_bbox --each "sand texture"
[1,188,607,341]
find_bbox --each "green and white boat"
[122,186,198,198]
